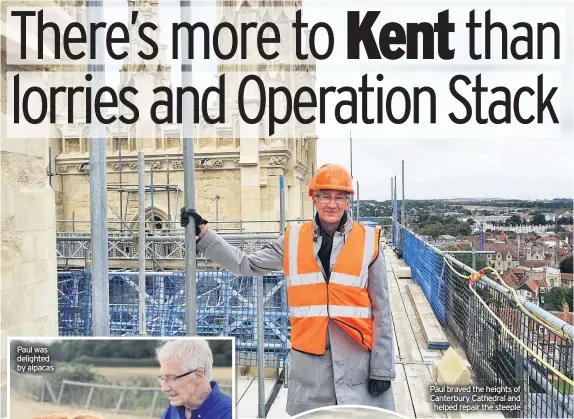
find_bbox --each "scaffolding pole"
[88,0,109,336]
[167,155,171,229]
[349,131,354,218]
[48,147,56,186]
[181,2,197,337]
[356,181,360,222]
[391,177,394,220]
[279,175,285,233]
[391,176,395,243]
[394,175,397,221]
[402,160,406,227]
[119,138,123,228]
[138,152,147,336]
[108,185,178,192]
[215,195,220,232]
[151,163,155,234]
[256,276,265,418]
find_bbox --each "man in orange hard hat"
[181,164,395,416]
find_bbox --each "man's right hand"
[180,208,209,237]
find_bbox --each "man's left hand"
[368,379,390,396]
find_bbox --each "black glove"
[368,379,391,396]
[180,208,208,236]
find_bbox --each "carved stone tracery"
[269,156,287,166]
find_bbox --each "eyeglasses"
[315,194,349,206]
[157,369,200,385]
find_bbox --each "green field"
[94,366,232,381]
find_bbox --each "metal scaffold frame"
[107,138,183,234]
[71,0,396,414]
[87,0,109,337]
[57,177,293,418]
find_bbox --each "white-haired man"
[157,339,232,419]
[181,164,395,416]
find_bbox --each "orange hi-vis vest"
[283,221,381,356]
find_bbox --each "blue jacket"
[160,381,233,419]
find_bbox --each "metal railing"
[392,221,574,418]
[56,218,312,234]
[10,372,231,418]
[56,233,281,264]
[54,219,574,417]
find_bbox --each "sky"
[95,1,572,200]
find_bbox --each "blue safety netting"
[402,229,447,326]
[57,270,289,369]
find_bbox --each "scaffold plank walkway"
[388,249,445,364]
[237,376,277,418]
[407,283,450,350]
[387,245,448,418]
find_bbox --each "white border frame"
[7,336,237,419]
[291,404,411,419]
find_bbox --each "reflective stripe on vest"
[289,305,372,318]
[283,221,380,355]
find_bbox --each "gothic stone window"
[140,208,169,233]
[147,213,166,232]
[65,138,81,154]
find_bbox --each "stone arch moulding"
[130,206,170,221]
[129,206,172,231]
[54,126,64,140]
[129,125,137,143]
[81,125,90,141]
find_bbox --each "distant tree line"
[357,198,572,212]
[502,213,573,227]
[10,339,233,369]
[446,199,572,210]
[353,199,572,231]
[411,215,473,238]
[561,257,573,274]
[543,287,573,312]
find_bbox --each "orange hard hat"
[308,164,354,196]
[308,171,319,196]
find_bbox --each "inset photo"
[291,405,409,419]
[8,337,234,419]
